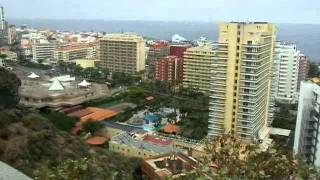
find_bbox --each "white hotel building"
[272,42,299,103]
[294,79,320,166]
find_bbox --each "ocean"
[9,19,320,61]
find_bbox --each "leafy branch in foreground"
[186,134,319,179]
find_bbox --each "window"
[247,41,252,45]
[237,37,240,43]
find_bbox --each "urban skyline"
[0,2,320,179]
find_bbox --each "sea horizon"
[9,18,320,61]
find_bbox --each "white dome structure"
[78,80,91,88]
[28,72,40,79]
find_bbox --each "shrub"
[82,120,103,133]
[46,112,78,131]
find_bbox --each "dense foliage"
[272,102,297,130]
[179,112,208,140]
[58,61,141,86]
[0,67,21,109]
[82,120,103,133]
[308,62,319,78]
[187,134,319,179]
[83,92,127,107]
[46,111,78,131]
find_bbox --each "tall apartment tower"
[183,45,216,93]
[0,6,5,30]
[272,42,299,103]
[297,54,310,91]
[208,22,276,140]
[7,25,17,45]
[100,33,145,74]
[294,79,320,166]
[147,41,169,75]
[154,56,183,83]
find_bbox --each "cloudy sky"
[2,0,320,24]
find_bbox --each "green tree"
[272,102,297,130]
[82,120,103,133]
[0,54,7,59]
[0,67,21,109]
[308,62,319,78]
[37,59,44,64]
[46,112,78,131]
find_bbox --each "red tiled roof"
[85,136,108,145]
[143,135,172,146]
[68,108,93,118]
[145,96,154,101]
[161,124,180,134]
[80,107,118,122]
[68,107,118,122]
[55,43,89,51]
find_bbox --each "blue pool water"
[144,114,159,122]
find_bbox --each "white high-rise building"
[0,6,5,30]
[272,42,299,103]
[294,79,320,166]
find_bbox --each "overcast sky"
[2,0,320,24]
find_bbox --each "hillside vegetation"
[0,107,140,179]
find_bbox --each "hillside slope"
[0,107,140,180]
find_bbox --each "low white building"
[272,42,299,103]
[294,79,320,166]
[32,39,56,63]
